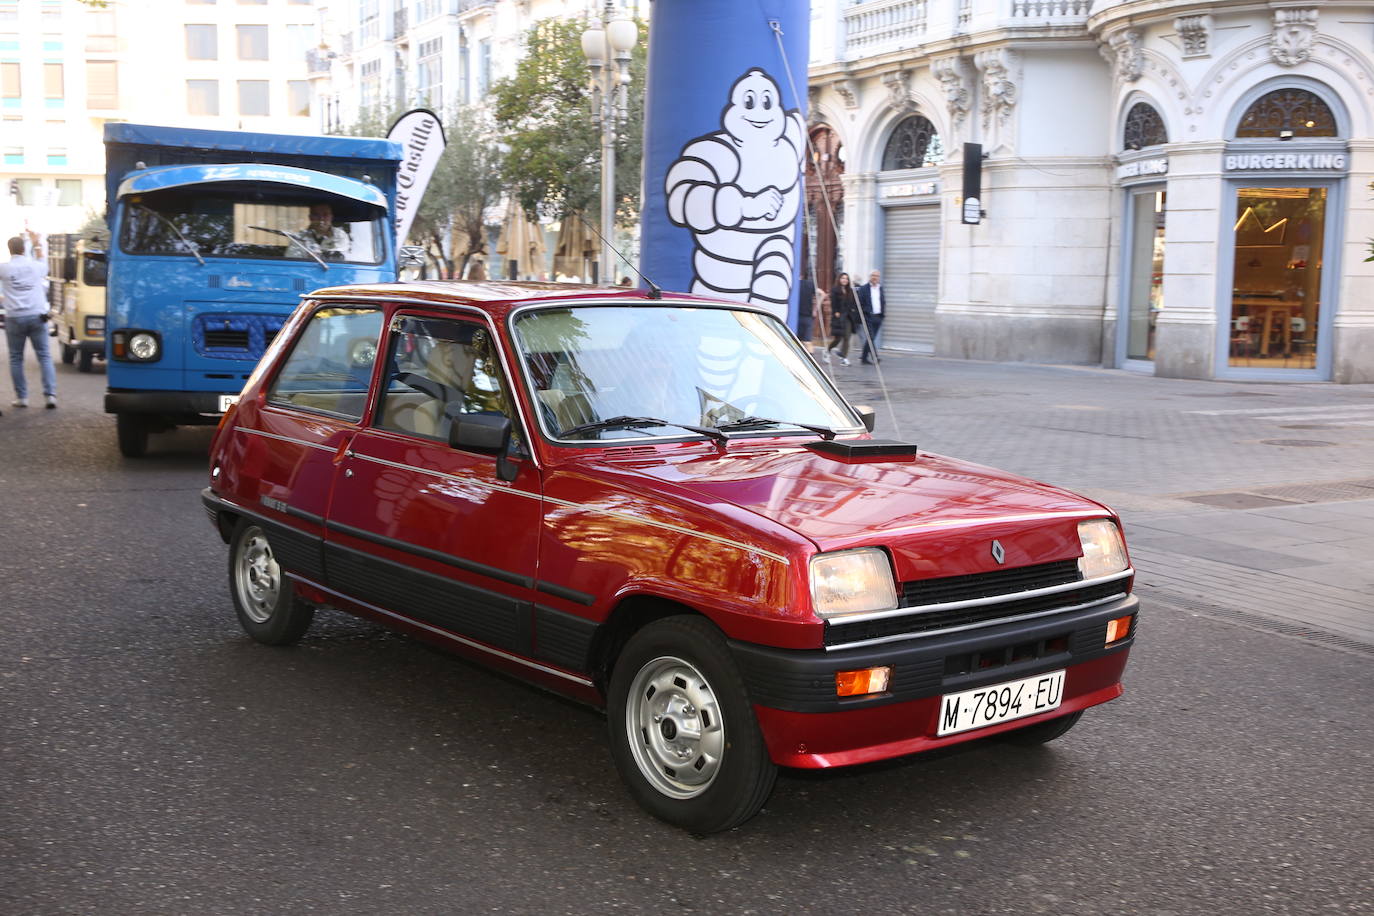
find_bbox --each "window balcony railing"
[844,0,928,58]
[1008,0,1093,23]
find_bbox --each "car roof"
[305,280,761,320]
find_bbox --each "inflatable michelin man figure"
[665,68,805,320]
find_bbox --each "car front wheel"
[228,520,314,645]
[607,616,777,833]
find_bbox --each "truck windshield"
[119,189,385,265]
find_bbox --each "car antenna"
[572,210,662,299]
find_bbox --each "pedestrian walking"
[856,268,886,365]
[1,235,57,409]
[826,272,860,365]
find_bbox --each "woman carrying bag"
[826,272,860,366]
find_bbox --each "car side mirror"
[397,245,426,280]
[449,413,519,482]
[854,404,877,432]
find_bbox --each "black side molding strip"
[324,518,534,589]
[535,581,596,606]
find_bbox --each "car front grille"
[824,559,1131,649]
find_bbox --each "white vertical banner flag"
[387,108,447,247]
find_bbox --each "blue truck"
[103,123,403,456]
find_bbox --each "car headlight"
[128,332,159,361]
[809,548,898,619]
[1078,519,1129,579]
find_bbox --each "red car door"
[323,311,544,658]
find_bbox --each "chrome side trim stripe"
[823,592,1130,653]
[240,426,337,452]
[828,567,1135,627]
[288,572,596,688]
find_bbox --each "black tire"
[116,414,149,458]
[228,520,314,646]
[1002,710,1084,746]
[60,341,76,364]
[607,616,777,833]
[78,349,94,373]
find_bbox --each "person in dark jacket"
[855,269,885,365]
[826,272,860,365]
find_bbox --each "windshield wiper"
[713,415,837,440]
[134,204,205,266]
[559,415,728,445]
[249,225,329,271]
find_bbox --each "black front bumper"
[106,389,229,423]
[729,594,1138,713]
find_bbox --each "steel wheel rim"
[235,528,280,624]
[624,655,725,799]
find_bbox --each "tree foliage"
[333,103,504,277]
[490,17,646,227]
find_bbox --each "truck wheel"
[78,349,94,373]
[607,616,777,834]
[229,520,315,645]
[116,414,149,458]
[60,341,76,364]
[1003,710,1083,746]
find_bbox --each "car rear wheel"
[607,616,776,834]
[228,520,314,645]
[1003,710,1083,746]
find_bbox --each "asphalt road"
[2,355,1371,915]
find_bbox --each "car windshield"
[118,189,385,265]
[512,304,859,442]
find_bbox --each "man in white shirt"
[856,269,885,365]
[1,235,58,408]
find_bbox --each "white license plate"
[217,394,240,413]
[937,670,1065,737]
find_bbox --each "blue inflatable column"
[639,0,810,328]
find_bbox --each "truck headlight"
[1078,519,1129,579]
[809,548,898,619]
[128,332,159,361]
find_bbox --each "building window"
[238,0,267,5]
[40,2,61,27]
[1122,102,1167,150]
[417,36,442,109]
[1,61,18,106]
[459,38,469,103]
[86,60,118,109]
[15,177,40,203]
[359,0,379,43]
[415,0,440,21]
[186,24,217,60]
[47,147,67,165]
[3,145,21,165]
[237,24,268,60]
[286,23,312,60]
[288,80,310,117]
[881,115,943,170]
[238,79,269,116]
[56,178,82,206]
[85,10,116,53]
[43,62,63,106]
[187,79,219,115]
[360,58,380,110]
[1235,88,1338,139]
[477,38,491,97]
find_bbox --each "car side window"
[375,315,513,443]
[265,306,383,419]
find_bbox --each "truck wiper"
[713,415,837,440]
[133,204,205,266]
[559,415,728,445]
[249,225,328,271]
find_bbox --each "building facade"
[2,0,318,237]
[808,0,1374,383]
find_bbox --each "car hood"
[586,442,1113,580]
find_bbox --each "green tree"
[490,17,646,228]
[333,103,505,278]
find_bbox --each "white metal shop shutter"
[880,205,941,352]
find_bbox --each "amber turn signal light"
[835,666,891,697]
[1105,614,1135,645]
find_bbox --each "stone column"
[1153,142,1225,380]
[1334,137,1374,383]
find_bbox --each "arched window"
[1122,102,1168,150]
[1235,88,1338,138]
[881,116,943,170]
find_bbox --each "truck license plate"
[218,394,240,413]
[937,670,1064,737]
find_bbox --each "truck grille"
[194,314,287,359]
[824,560,1131,649]
[205,328,251,349]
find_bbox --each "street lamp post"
[581,1,637,284]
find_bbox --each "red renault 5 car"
[203,282,1138,833]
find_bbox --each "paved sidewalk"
[823,350,1374,651]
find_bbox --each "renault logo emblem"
[991,540,1006,564]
